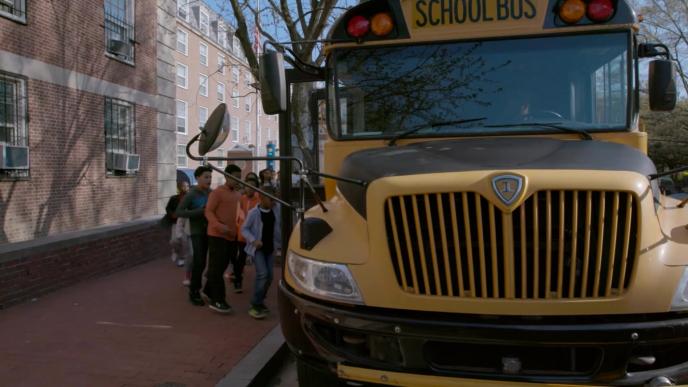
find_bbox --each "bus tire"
[297,358,339,387]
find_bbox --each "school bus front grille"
[384,191,639,299]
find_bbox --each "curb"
[216,325,289,387]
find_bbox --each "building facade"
[174,0,279,183]
[0,0,177,307]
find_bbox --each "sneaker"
[249,306,267,319]
[258,304,270,314]
[189,292,204,306]
[176,259,185,267]
[182,279,190,286]
[208,300,232,314]
[233,281,243,293]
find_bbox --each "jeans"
[251,250,275,307]
[189,234,208,295]
[232,242,247,284]
[207,236,238,303]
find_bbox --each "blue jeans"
[251,250,274,306]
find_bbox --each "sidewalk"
[0,256,281,387]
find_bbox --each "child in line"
[176,166,212,306]
[232,176,261,293]
[241,185,281,319]
[204,164,243,313]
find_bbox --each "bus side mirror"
[649,59,677,111]
[259,51,287,114]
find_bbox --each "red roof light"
[347,15,370,38]
[587,0,614,22]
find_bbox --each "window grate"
[0,72,28,179]
[104,0,135,63]
[104,97,136,175]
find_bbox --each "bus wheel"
[297,358,339,386]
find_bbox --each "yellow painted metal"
[593,193,606,297]
[502,212,515,299]
[557,191,566,298]
[424,194,443,295]
[337,364,609,387]
[461,192,476,296]
[437,193,455,296]
[520,205,527,298]
[287,170,687,316]
[399,197,420,294]
[489,204,500,297]
[581,191,593,297]
[605,193,620,296]
[568,192,579,298]
[545,191,552,298]
[532,191,540,299]
[387,199,408,291]
[412,196,431,293]
[618,193,633,291]
[475,193,488,297]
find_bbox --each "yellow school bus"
[256,0,688,385]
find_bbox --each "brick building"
[174,0,279,183]
[0,0,179,307]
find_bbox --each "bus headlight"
[671,267,688,311]
[287,251,363,304]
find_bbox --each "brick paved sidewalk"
[0,257,281,387]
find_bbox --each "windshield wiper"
[387,117,487,146]
[484,122,593,141]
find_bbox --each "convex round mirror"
[199,103,230,155]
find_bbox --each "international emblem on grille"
[491,174,523,205]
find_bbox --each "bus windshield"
[330,32,630,140]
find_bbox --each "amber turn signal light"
[559,0,586,24]
[371,12,394,36]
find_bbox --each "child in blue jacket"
[241,185,281,319]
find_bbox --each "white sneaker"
[176,259,185,267]
[182,279,190,286]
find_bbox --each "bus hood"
[337,137,656,217]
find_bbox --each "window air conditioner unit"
[107,152,139,172]
[108,38,130,57]
[0,143,29,169]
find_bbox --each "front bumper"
[279,281,688,386]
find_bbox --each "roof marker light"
[347,15,370,38]
[371,12,394,36]
[587,0,615,22]
[559,0,586,24]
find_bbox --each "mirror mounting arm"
[638,43,671,59]
[648,165,688,181]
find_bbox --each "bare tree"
[637,0,688,94]
[216,0,353,170]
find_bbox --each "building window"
[176,63,187,88]
[176,28,188,55]
[216,148,224,167]
[233,37,241,57]
[231,117,239,142]
[177,144,187,167]
[232,66,239,85]
[245,72,252,87]
[199,42,208,66]
[199,106,208,127]
[0,0,26,23]
[199,9,209,35]
[176,100,187,133]
[218,26,227,49]
[0,72,28,179]
[104,0,135,63]
[218,55,225,75]
[176,0,189,21]
[232,90,239,108]
[245,95,251,112]
[199,74,208,97]
[245,120,251,143]
[217,82,225,102]
[105,97,136,175]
